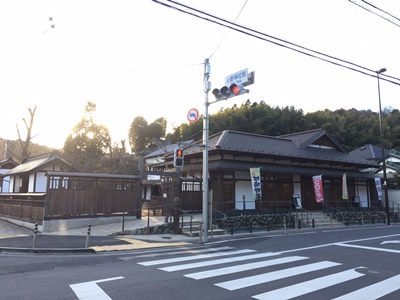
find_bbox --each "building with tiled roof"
[149,129,383,212]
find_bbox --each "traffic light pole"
[202,58,211,243]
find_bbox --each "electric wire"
[349,0,400,28]
[152,0,400,86]
[165,0,400,84]
[208,0,248,59]
[362,0,400,23]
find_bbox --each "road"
[1,226,400,299]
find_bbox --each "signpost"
[201,63,255,244]
[225,68,248,87]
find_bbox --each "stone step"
[181,228,226,237]
[300,213,344,228]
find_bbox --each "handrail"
[322,202,337,215]
[179,209,193,233]
[389,201,400,214]
[295,206,311,225]
[212,208,226,220]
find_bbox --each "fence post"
[283,216,287,235]
[199,222,203,244]
[32,223,38,248]
[122,211,125,232]
[85,224,91,248]
[173,197,180,234]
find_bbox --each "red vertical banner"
[312,175,324,203]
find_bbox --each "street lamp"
[376,67,390,225]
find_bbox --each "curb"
[0,247,96,254]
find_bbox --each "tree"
[16,105,37,161]
[63,101,112,172]
[129,116,168,154]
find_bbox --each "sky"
[1,0,399,150]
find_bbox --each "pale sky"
[1,0,399,150]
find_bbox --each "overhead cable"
[153,0,400,86]
[349,0,400,28]
[208,0,248,59]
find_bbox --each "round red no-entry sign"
[187,108,199,123]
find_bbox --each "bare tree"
[16,105,37,161]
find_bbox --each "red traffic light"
[229,84,241,95]
[176,148,183,158]
[174,148,184,168]
[212,84,248,100]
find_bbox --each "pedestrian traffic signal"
[174,148,184,168]
[212,84,249,100]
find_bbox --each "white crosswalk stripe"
[215,261,341,291]
[159,252,279,272]
[137,247,400,299]
[252,268,365,300]
[138,248,256,266]
[184,256,309,280]
[331,273,400,300]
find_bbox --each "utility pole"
[202,58,211,243]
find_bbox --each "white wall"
[388,190,400,210]
[28,173,35,192]
[13,175,21,192]
[293,174,302,208]
[235,180,255,210]
[358,185,368,208]
[34,172,47,192]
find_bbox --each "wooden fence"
[0,193,45,222]
[0,172,142,223]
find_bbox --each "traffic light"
[174,148,184,168]
[212,84,249,100]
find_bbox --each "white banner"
[342,173,348,200]
[250,168,262,201]
[374,177,382,200]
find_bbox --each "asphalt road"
[1,225,400,299]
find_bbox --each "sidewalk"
[0,215,202,254]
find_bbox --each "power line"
[208,0,248,59]
[349,0,400,28]
[153,0,400,86]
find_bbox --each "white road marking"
[380,240,400,245]
[138,249,256,266]
[215,261,341,291]
[332,273,400,300]
[159,252,280,272]
[120,246,235,261]
[334,242,400,254]
[70,276,124,300]
[184,256,309,279]
[252,268,365,300]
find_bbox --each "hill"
[0,138,56,163]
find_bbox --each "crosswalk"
[136,247,400,299]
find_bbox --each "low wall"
[1,215,138,233]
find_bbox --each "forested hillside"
[166,100,400,151]
[0,139,54,163]
[2,101,399,170]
